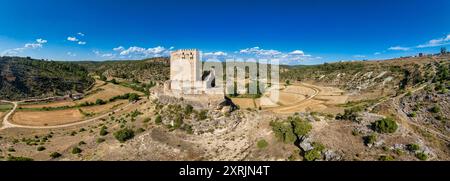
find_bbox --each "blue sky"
[0,0,449,64]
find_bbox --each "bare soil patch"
[11,109,84,126]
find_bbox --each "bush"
[7,156,34,161]
[136,128,146,133]
[95,99,106,105]
[96,138,105,143]
[50,152,62,158]
[336,107,361,122]
[430,105,441,113]
[99,126,108,136]
[364,134,377,146]
[407,144,420,152]
[270,116,312,144]
[37,146,46,151]
[128,93,140,102]
[198,110,208,120]
[8,147,15,152]
[78,141,86,146]
[303,142,325,161]
[372,117,398,133]
[415,152,428,161]
[270,121,296,143]
[291,117,312,137]
[155,115,162,124]
[71,147,82,154]
[379,155,395,161]
[409,111,417,117]
[184,105,193,115]
[114,128,135,143]
[257,139,269,149]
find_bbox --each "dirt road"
[0,99,135,130]
[265,83,321,113]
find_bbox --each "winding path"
[265,83,321,113]
[0,100,135,130]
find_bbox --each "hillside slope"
[0,56,94,100]
[76,57,170,83]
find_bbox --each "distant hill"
[76,57,170,83]
[0,56,94,100]
[281,55,450,96]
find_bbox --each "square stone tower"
[170,49,201,92]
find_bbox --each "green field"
[0,103,13,112]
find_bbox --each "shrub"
[37,146,46,151]
[155,115,162,124]
[379,155,395,161]
[303,142,325,161]
[372,117,398,133]
[78,141,86,146]
[415,152,428,161]
[71,147,82,154]
[99,126,108,136]
[270,121,296,143]
[8,147,15,152]
[430,105,441,113]
[198,110,208,120]
[270,116,312,144]
[407,144,420,152]
[136,128,146,133]
[291,117,312,137]
[364,134,377,146]
[184,105,193,115]
[409,112,417,117]
[143,117,151,123]
[96,99,106,105]
[257,139,269,149]
[50,152,62,158]
[96,138,105,143]
[336,107,361,122]
[7,156,34,161]
[114,128,135,143]
[128,93,140,102]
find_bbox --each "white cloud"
[77,32,85,36]
[289,50,305,55]
[93,50,114,58]
[203,51,228,56]
[67,37,79,42]
[78,41,87,45]
[36,38,47,44]
[353,55,366,58]
[24,43,43,49]
[239,47,281,56]
[236,46,318,64]
[67,52,76,57]
[374,52,381,55]
[95,45,169,59]
[119,46,167,57]
[113,46,125,52]
[388,46,410,51]
[417,34,450,48]
[2,38,47,56]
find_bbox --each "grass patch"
[257,139,269,149]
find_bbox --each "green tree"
[114,128,135,143]
[372,117,398,133]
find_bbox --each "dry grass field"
[231,98,257,109]
[19,100,76,109]
[11,109,84,126]
[76,83,141,103]
[263,83,348,114]
[81,100,127,114]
